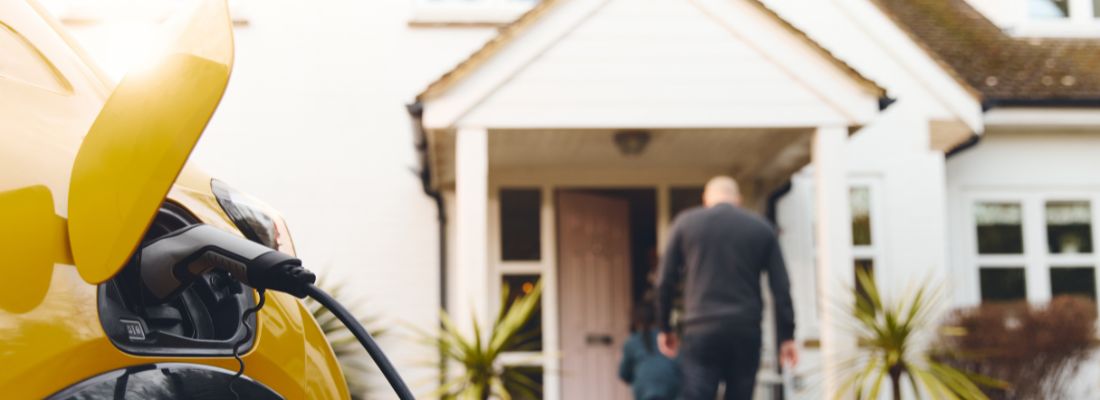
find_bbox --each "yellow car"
[0,0,397,398]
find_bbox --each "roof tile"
[874,0,1100,104]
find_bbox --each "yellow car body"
[0,0,348,398]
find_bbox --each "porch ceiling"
[433,128,813,207]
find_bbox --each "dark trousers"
[679,326,761,400]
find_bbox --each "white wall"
[194,2,498,396]
[847,100,950,293]
[946,129,1100,305]
[946,129,1100,399]
[776,101,950,399]
[52,0,499,397]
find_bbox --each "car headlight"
[211,178,296,255]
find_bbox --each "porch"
[425,125,858,399]
[412,0,890,397]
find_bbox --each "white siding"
[946,130,1100,305]
[946,130,1100,399]
[848,100,951,294]
[142,1,493,394]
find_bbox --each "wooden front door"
[557,191,632,400]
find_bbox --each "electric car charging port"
[97,202,258,356]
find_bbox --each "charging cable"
[139,224,415,400]
[229,288,266,399]
[304,284,414,399]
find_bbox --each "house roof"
[874,0,1100,106]
[415,0,886,102]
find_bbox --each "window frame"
[849,178,885,291]
[498,188,544,262]
[488,185,552,383]
[965,190,1100,305]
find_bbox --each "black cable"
[304,283,415,400]
[229,288,266,400]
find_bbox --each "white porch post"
[813,126,855,398]
[455,126,490,337]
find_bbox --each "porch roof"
[874,0,1100,107]
[415,0,887,104]
[413,0,890,130]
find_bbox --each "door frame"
[488,167,722,400]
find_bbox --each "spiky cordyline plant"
[420,280,543,400]
[305,275,386,400]
[836,270,991,400]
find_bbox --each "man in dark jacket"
[656,176,797,400]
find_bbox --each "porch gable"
[417,0,887,130]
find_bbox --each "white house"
[46,0,1100,398]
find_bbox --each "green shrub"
[838,270,991,400]
[420,280,543,400]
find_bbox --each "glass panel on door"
[502,274,542,351]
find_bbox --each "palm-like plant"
[836,270,991,400]
[306,275,386,400]
[423,280,543,400]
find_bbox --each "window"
[1029,0,1071,19]
[501,274,542,351]
[1024,0,1100,25]
[493,186,547,387]
[980,268,1028,302]
[854,259,875,305]
[669,187,704,220]
[850,186,873,246]
[502,366,543,399]
[975,202,1025,254]
[500,189,541,261]
[850,181,881,295]
[1017,0,1100,37]
[49,363,283,399]
[1046,201,1092,254]
[1051,267,1097,299]
[970,194,1100,306]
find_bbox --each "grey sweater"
[656,203,795,342]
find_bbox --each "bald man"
[656,176,797,400]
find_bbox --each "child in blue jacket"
[619,303,681,400]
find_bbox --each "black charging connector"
[243,252,315,298]
[138,223,414,400]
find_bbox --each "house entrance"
[556,188,656,399]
